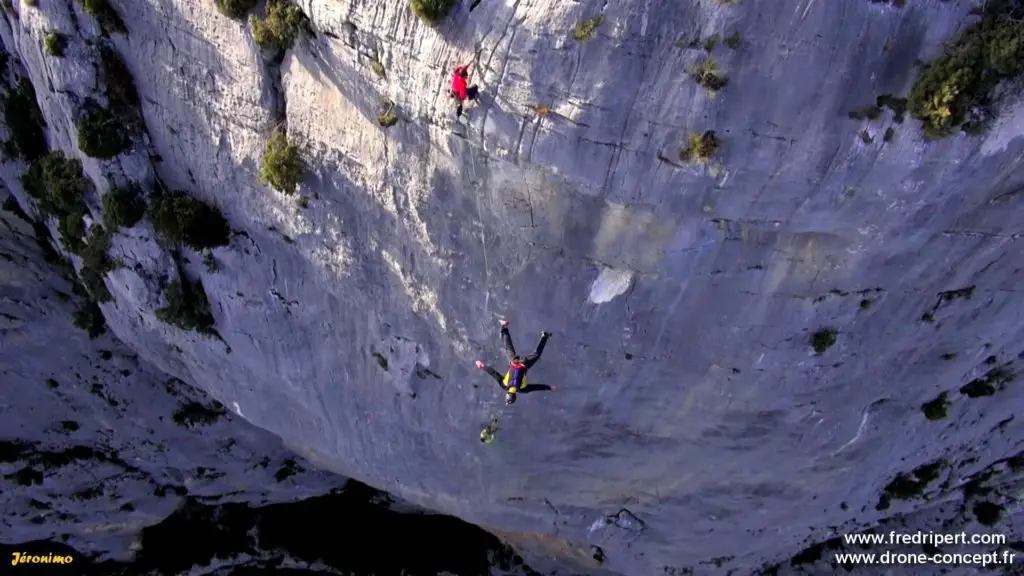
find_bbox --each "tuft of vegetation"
[102,185,146,229]
[44,32,65,57]
[274,458,302,481]
[78,225,117,302]
[876,460,945,510]
[2,77,47,162]
[72,300,106,338]
[908,3,1024,137]
[973,501,1004,527]
[76,0,127,35]
[21,151,92,250]
[680,130,719,164]
[172,400,226,427]
[409,0,455,25]
[147,191,230,250]
[370,58,386,78]
[724,31,742,49]
[921,312,935,323]
[213,0,257,19]
[156,275,217,335]
[76,105,130,159]
[921,392,949,420]
[859,130,873,144]
[704,34,719,52]
[573,15,604,43]
[372,351,389,371]
[250,0,306,52]
[959,366,1014,398]
[811,327,838,354]
[259,129,304,195]
[377,101,398,127]
[859,298,873,309]
[941,351,958,360]
[883,126,896,142]
[690,57,728,91]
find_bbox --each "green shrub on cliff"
[156,276,217,335]
[20,151,92,251]
[102,185,146,229]
[77,106,130,159]
[44,32,65,57]
[214,0,257,19]
[409,0,455,25]
[908,6,1024,137]
[148,191,231,250]
[78,225,116,302]
[250,0,306,52]
[76,0,127,34]
[259,129,304,194]
[680,131,719,164]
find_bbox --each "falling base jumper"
[476,320,553,443]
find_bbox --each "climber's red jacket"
[451,64,471,100]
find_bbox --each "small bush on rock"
[811,327,838,354]
[147,191,230,250]
[78,225,116,302]
[377,101,398,127]
[73,300,107,338]
[690,58,728,91]
[573,15,604,43]
[250,0,306,52]
[76,105,130,159]
[44,32,65,57]
[21,154,88,214]
[680,130,719,164]
[259,129,304,195]
[409,0,455,25]
[76,0,127,34]
[102,186,146,229]
[909,4,1024,137]
[2,77,47,162]
[214,0,257,19]
[156,276,217,335]
[57,211,87,253]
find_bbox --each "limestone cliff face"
[2,0,1023,573]
[0,204,340,561]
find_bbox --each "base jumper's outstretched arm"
[501,325,516,361]
[484,365,505,386]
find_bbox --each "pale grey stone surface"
[1,0,1023,573]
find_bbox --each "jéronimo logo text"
[11,551,74,566]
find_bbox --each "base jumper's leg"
[523,333,549,369]
[501,326,516,361]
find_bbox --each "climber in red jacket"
[449,62,479,118]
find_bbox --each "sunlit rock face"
[2,0,1024,573]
